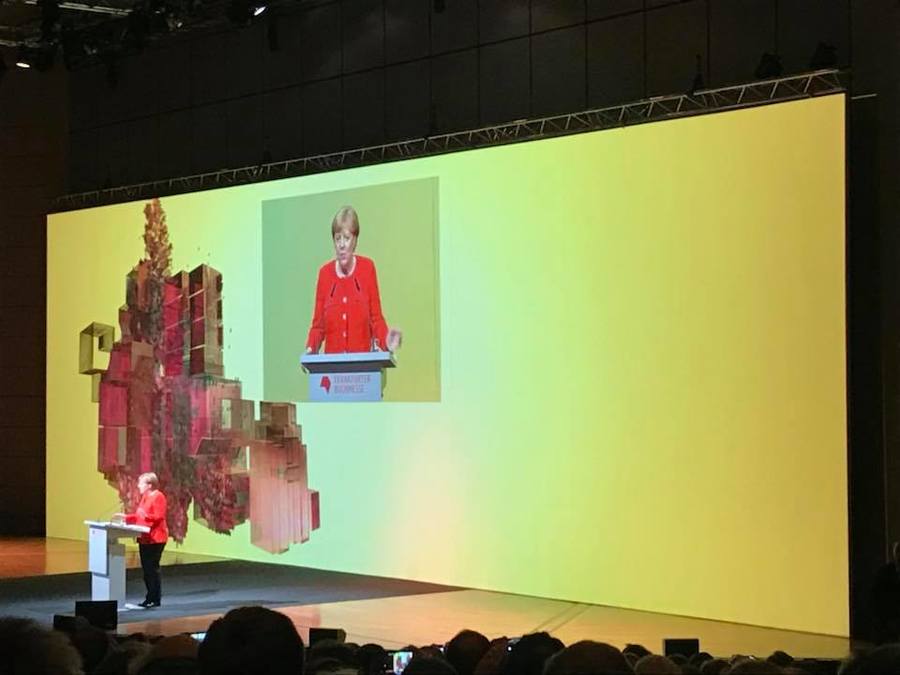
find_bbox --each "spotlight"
[149,0,184,33]
[14,44,55,70]
[15,45,33,68]
[166,11,184,31]
[754,52,782,79]
[227,0,266,24]
[809,41,837,69]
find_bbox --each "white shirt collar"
[334,256,357,278]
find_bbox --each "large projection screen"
[47,95,847,635]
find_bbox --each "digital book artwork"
[79,199,320,554]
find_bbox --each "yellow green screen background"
[46,95,847,635]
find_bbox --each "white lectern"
[84,520,150,608]
[300,351,396,401]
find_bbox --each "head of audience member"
[622,646,649,670]
[357,643,389,675]
[0,617,84,675]
[700,659,730,675]
[403,656,459,675]
[634,653,680,675]
[668,654,687,668]
[623,646,651,662]
[689,653,713,669]
[305,656,360,675]
[473,637,509,675]
[766,652,793,668]
[839,644,900,675]
[725,658,783,674]
[132,635,200,675]
[505,633,565,675]
[419,647,446,661]
[307,639,357,668]
[55,615,114,674]
[199,606,304,675]
[445,630,491,675]
[543,640,631,675]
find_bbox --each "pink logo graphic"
[320,376,332,394]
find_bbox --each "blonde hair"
[139,472,159,489]
[331,206,360,237]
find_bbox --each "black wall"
[1,0,898,640]
[65,0,855,191]
[0,55,67,535]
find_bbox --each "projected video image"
[262,177,440,403]
[78,199,319,554]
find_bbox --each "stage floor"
[0,538,853,659]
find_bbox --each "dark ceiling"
[0,0,292,69]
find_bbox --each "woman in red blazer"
[118,472,168,608]
[306,206,401,355]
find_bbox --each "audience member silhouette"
[700,658,731,675]
[0,604,885,675]
[0,616,84,675]
[473,637,509,675]
[634,653,681,674]
[726,657,784,674]
[872,542,900,644]
[839,643,900,675]
[357,643,389,675]
[403,655,459,675]
[133,634,200,675]
[543,640,631,675]
[198,606,304,675]
[445,630,491,675]
[306,638,358,675]
[505,633,564,675]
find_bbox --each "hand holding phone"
[391,651,414,675]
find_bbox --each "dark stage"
[0,538,854,658]
[0,558,457,626]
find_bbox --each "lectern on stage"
[301,351,396,402]
[84,520,150,607]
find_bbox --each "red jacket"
[125,489,169,544]
[306,255,389,353]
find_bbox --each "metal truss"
[54,69,848,212]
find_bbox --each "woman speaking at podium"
[305,206,401,354]
[116,472,168,609]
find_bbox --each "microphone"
[93,496,125,525]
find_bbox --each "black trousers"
[139,542,166,603]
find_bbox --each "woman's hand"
[387,328,403,352]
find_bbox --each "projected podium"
[84,520,150,607]
[301,351,396,402]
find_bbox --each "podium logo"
[320,375,332,394]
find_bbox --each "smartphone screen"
[392,650,414,675]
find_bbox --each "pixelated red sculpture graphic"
[79,199,319,554]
